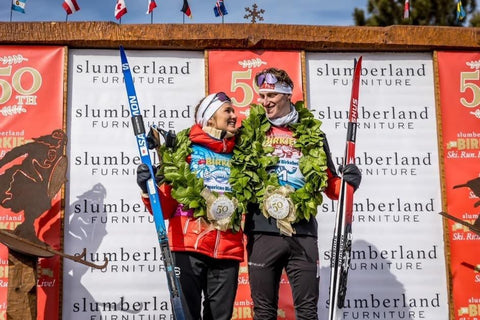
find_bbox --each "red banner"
[209,50,302,319]
[438,51,480,320]
[0,46,65,319]
[208,50,303,124]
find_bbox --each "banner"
[0,46,65,319]
[437,51,480,320]
[208,50,302,124]
[63,49,203,319]
[307,52,449,319]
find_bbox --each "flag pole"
[150,11,153,24]
[222,0,225,24]
[10,5,13,22]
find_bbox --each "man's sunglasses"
[202,92,231,118]
[256,73,278,87]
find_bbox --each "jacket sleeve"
[322,134,341,200]
[140,183,178,219]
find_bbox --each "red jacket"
[142,125,244,262]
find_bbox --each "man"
[230,67,362,319]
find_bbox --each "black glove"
[146,127,177,149]
[146,128,160,150]
[136,164,161,193]
[339,163,362,191]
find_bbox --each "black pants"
[174,251,240,320]
[247,234,319,320]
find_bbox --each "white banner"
[63,49,204,320]
[307,52,449,320]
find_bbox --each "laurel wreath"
[157,129,243,232]
[230,102,329,223]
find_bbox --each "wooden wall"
[0,22,479,51]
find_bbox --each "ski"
[119,46,186,320]
[328,56,362,320]
[438,211,480,236]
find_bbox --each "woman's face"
[208,102,237,133]
[258,92,291,119]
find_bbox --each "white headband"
[258,81,293,95]
[195,93,226,127]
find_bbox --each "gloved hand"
[339,163,362,191]
[136,164,161,193]
[146,128,160,150]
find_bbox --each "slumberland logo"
[331,151,433,178]
[329,293,441,320]
[87,246,176,274]
[314,105,430,131]
[73,150,157,176]
[315,62,428,87]
[324,242,439,271]
[75,59,192,85]
[74,103,192,130]
[319,196,435,225]
[72,296,171,318]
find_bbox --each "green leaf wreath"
[157,129,243,232]
[230,102,329,223]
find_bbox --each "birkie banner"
[64,49,203,319]
[437,51,480,320]
[307,52,449,319]
[208,50,302,125]
[0,46,65,320]
[208,49,302,319]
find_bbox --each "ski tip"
[354,56,363,69]
[119,46,127,62]
[119,45,126,58]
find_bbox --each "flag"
[115,0,127,19]
[456,0,466,22]
[146,0,157,14]
[11,0,26,13]
[63,0,80,15]
[213,0,228,17]
[403,0,410,19]
[181,0,192,18]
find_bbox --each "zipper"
[183,218,189,235]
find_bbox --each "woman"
[136,92,244,320]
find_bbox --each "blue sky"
[2,0,367,26]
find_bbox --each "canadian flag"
[146,0,157,14]
[115,0,127,20]
[62,0,80,15]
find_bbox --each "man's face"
[258,92,292,119]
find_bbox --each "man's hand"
[339,164,362,191]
